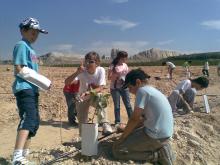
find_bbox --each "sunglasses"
[86,60,96,64]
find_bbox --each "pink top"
[108,63,129,89]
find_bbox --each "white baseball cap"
[19,17,48,34]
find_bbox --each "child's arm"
[182,93,194,108]
[179,94,192,111]
[107,68,112,80]
[116,107,143,143]
[65,61,84,85]
[64,71,80,85]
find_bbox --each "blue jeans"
[15,89,39,137]
[63,92,78,124]
[110,88,133,124]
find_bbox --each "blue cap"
[19,17,48,34]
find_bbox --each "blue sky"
[0,0,220,59]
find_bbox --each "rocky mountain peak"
[132,48,181,62]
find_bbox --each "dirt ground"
[0,65,220,165]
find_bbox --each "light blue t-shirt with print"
[12,39,39,94]
[135,86,173,139]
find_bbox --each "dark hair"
[85,51,100,66]
[123,68,151,88]
[191,76,209,88]
[20,25,31,32]
[111,51,128,72]
[162,61,166,66]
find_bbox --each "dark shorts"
[15,89,39,138]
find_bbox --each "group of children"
[12,17,210,165]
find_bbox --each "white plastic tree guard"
[81,123,98,156]
[203,95,210,113]
[17,67,51,91]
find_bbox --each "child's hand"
[77,61,85,74]
[185,105,192,113]
[80,91,90,101]
[48,83,52,90]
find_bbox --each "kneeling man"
[112,69,174,165]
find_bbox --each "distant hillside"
[2,50,220,66]
[39,52,82,65]
[167,51,220,60]
[131,48,181,62]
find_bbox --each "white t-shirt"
[76,66,106,94]
[175,79,191,94]
[166,62,176,69]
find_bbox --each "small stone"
[195,131,205,139]
[201,123,214,135]
[195,152,204,161]
[188,139,201,148]
[173,132,180,140]
[185,153,194,164]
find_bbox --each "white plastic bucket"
[81,123,98,156]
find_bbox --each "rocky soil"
[0,65,219,165]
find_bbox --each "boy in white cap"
[12,17,49,165]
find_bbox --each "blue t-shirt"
[12,39,39,94]
[135,86,173,139]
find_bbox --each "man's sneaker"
[12,156,29,165]
[157,143,175,165]
[102,122,113,136]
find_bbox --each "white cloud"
[94,17,138,30]
[201,20,220,30]
[52,44,74,53]
[157,40,174,45]
[111,0,129,3]
[86,40,149,55]
[48,44,84,57]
